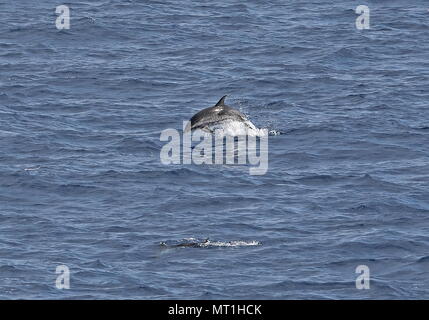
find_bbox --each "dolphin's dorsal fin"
[215,95,227,107]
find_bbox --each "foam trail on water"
[160,238,262,248]
[199,240,262,247]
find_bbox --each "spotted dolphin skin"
[185,95,256,133]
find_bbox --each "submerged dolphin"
[185,96,257,133]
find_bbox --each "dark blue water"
[1,0,429,299]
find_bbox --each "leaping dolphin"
[184,96,258,133]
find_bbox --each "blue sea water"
[1,0,429,299]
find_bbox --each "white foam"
[24,166,41,171]
[200,120,268,137]
[199,240,262,247]
[160,238,262,248]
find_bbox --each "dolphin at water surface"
[184,96,257,133]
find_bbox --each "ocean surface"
[1,0,428,299]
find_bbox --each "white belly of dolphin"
[200,119,267,137]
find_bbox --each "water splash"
[202,120,268,137]
[160,238,262,248]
